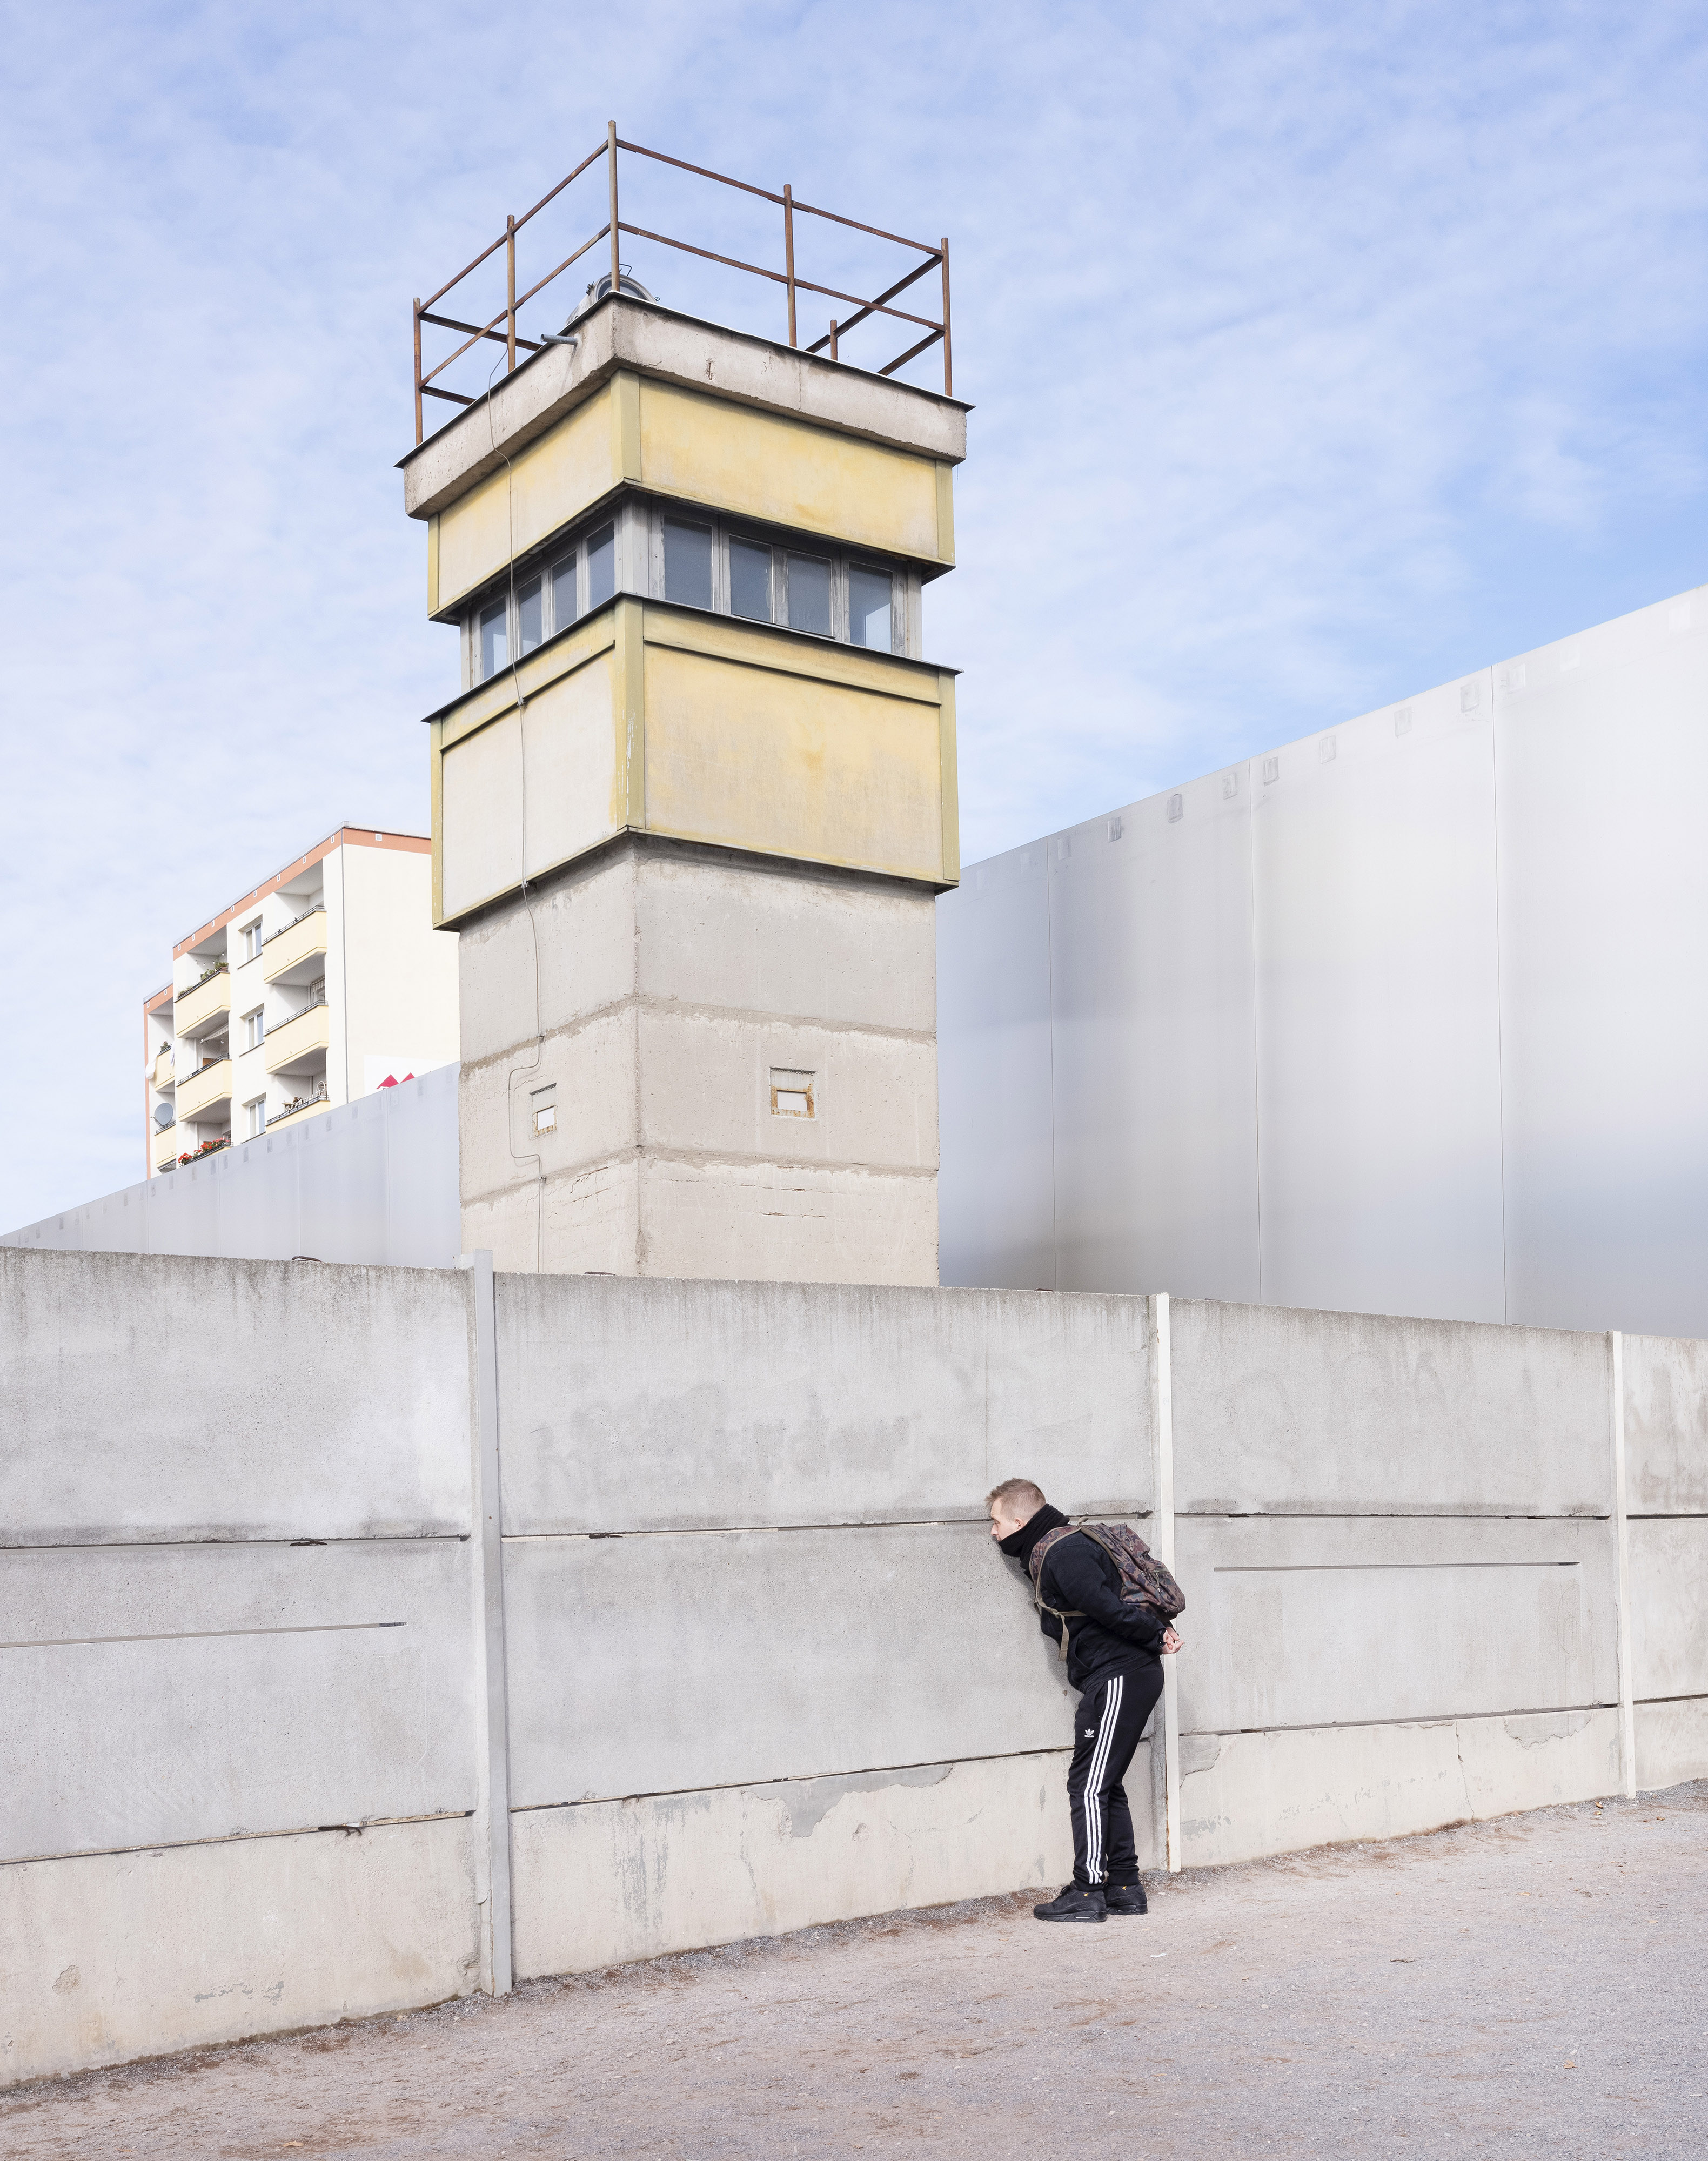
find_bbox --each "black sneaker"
[1103,1880,1148,1916]
[1032,1883,1107,1923]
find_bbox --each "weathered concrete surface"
[494,1274,1153,1533]
[1,1540,477,1860]
[458,840,942,1281]
[1629,1516,1708,1701]
[1171,1297,1612,1515]
[508,1747,1133,1978]
[0,1815,481,2090]
[1174,1512,1617,1734]
[501,1523,1093,1806]
[1625,1330,1708,1511]
[1637,1697,1708,1789]
[1178,1707,1620,1868]
[0,1250,473,1545]
[6,1786,1703,2159]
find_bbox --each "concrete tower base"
[456,837,940,1282]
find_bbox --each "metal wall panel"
[1495,588,1708,1335]
[1046,773,1260,1299]
[1251,675,1506,1321]
[935,843,1055,1288]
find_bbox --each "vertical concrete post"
[1609,1330,1637,1800]
[461,1250,514,1992]
[1149,1292,1182,1871]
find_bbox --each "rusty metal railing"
[412,123,952,444]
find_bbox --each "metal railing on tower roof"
[411,124,952,444]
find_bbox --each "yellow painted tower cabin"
[400,132,964,1281]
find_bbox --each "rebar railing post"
[829,317,838,361]
[607,122,621,297]
[506,218,517,373]
[783,183,797,346]
[939,238,952,397]
[413,300,424,444]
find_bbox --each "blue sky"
[2,1,1705,1227]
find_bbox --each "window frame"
[464,507,628,688]
[242,1006,265,1053]
[647,502,907,655]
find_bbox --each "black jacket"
[1001,1507,1167,1690]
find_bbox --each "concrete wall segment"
[1,1540,477,1862]
[1622,1332,1708,1513]
[500,1521,1096,1807]
[1168,1299,1613,1517]
[0,1249,475,1545]
[493,1274,1153,1535]
[1174,1513,1618,1736]
[1626,1516,1708,1703]
[0,1816,481,2087]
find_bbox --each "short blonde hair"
[986,1477,1046,1515]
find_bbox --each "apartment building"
[143,827,459,1178]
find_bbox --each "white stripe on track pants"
[1068,1661,1163,1886]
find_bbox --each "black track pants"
[1069,1661,1164,1887]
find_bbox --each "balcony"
[151,1048,175,1091]
[177,1057,233,1123]
[269,1084,332,1129]
[152,1122,179,1170]
[176,964,231,1039]
[264,1001,330,1075]
[263,905,329,985]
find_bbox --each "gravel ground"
[6,1780,1706,2160]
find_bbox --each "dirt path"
[6,1782,1706,2159]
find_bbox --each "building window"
[551,550,578,631]
[848,563,892,650]
[663,518,713,609]
[729,535,773,622]
[532,1082,557,1136]
[240,918,263,963]
[786,552,833,637]
[770,1067,815,1118]
[243,1007,265,1052]
[586,522,615,608]
[244,1096,266,1139]
[480,598,508,679]
[518,575,543,655]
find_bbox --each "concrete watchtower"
[400,142,964,1281]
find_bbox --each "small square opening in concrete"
[770,1068,815,1118]
[531,1083,557,1136]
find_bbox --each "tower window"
[517,576,543,655]
[786,552,833,636]
[479,598,508,679]
[848,563,893,650]
[664,518,713,609]
[586,522,616,608]
[551,551,578,630]
[729,536,773,623]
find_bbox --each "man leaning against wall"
[987,1478,1182,1923]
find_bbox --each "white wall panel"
[1046,773,1260,1300]
[1495,589,1708,1336]
[935,843,1055,1288]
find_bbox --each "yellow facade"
[177,1058,232,1123]
[263,1003,331,1075]
[175,970,231,1038]
[261,911,329,983]
[428,371,955,621]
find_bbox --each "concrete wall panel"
[1627,1516,1708,1703]
[502,1522,1089,1807]
[0,1251,473,1546]
[1,1540,477,1861]
[635,1157,940,1287]
[1170,1300,1611,1516]
[0,1816,481,2086]
[1178,1706,1620,1869]
[510,1748,1104,1978]
[1622,1332,1708,1513]
[1635,1696,1708,1791]
[495,1276,1152,1533]
[1173,1514,1617,1735]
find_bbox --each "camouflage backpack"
[1026,1521,1185,1661]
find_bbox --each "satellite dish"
[153,1104,175,1130]
[565,267,657,333]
